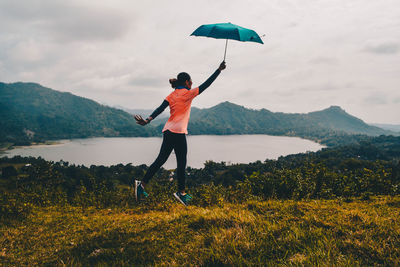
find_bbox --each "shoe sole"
[134,180,140,201]
[173,193,187,206]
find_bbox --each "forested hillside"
[1,82,395,147]
[186,102,390,138]
[0,82,157,144]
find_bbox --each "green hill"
[180,102,392,146]
[1,82,394,147]
[307,105,386,134]
[0,82,157,144]
[187,102,388,136]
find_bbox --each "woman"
[134,61,226,206]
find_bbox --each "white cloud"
[0,1,132,42]
[364,41,399,55]
[364,93,388,105]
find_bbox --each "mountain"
[0,82,157,144]
[0,82,394,146]
[306,106,390,135]
[185,101,389,136]
[370,123,400,133]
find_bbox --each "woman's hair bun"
[169,78,178,88]
[169,72,190,89]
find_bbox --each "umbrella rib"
[235,28,241,42]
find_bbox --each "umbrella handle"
[223,39,228,61]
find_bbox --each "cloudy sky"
[1,0,399,123]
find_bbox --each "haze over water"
[4,135,324,169]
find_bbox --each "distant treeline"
[1,135,399,221]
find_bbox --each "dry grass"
[1,196,400,266]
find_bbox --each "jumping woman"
[134,61,227,206]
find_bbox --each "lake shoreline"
[1,135,325,169]
[1,140,65,152]
[1,133,324,151]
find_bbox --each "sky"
[1,0,399,124]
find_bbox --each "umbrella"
[191,22,264,61]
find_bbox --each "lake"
[3,135,324,169]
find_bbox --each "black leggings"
[142,130,187,191]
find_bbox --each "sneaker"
[173,192,192,206]
[135,180,148,201]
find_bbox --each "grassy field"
[1,196,400,266]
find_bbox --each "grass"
[1,196,400,266]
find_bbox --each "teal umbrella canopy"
[191,23,264,60]
[191,22,264,44]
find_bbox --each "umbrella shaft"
[224,39,228,61]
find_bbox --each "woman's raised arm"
[198,61,226,94]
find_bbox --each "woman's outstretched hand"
[134,115,149,126]
[219,61,226,71]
